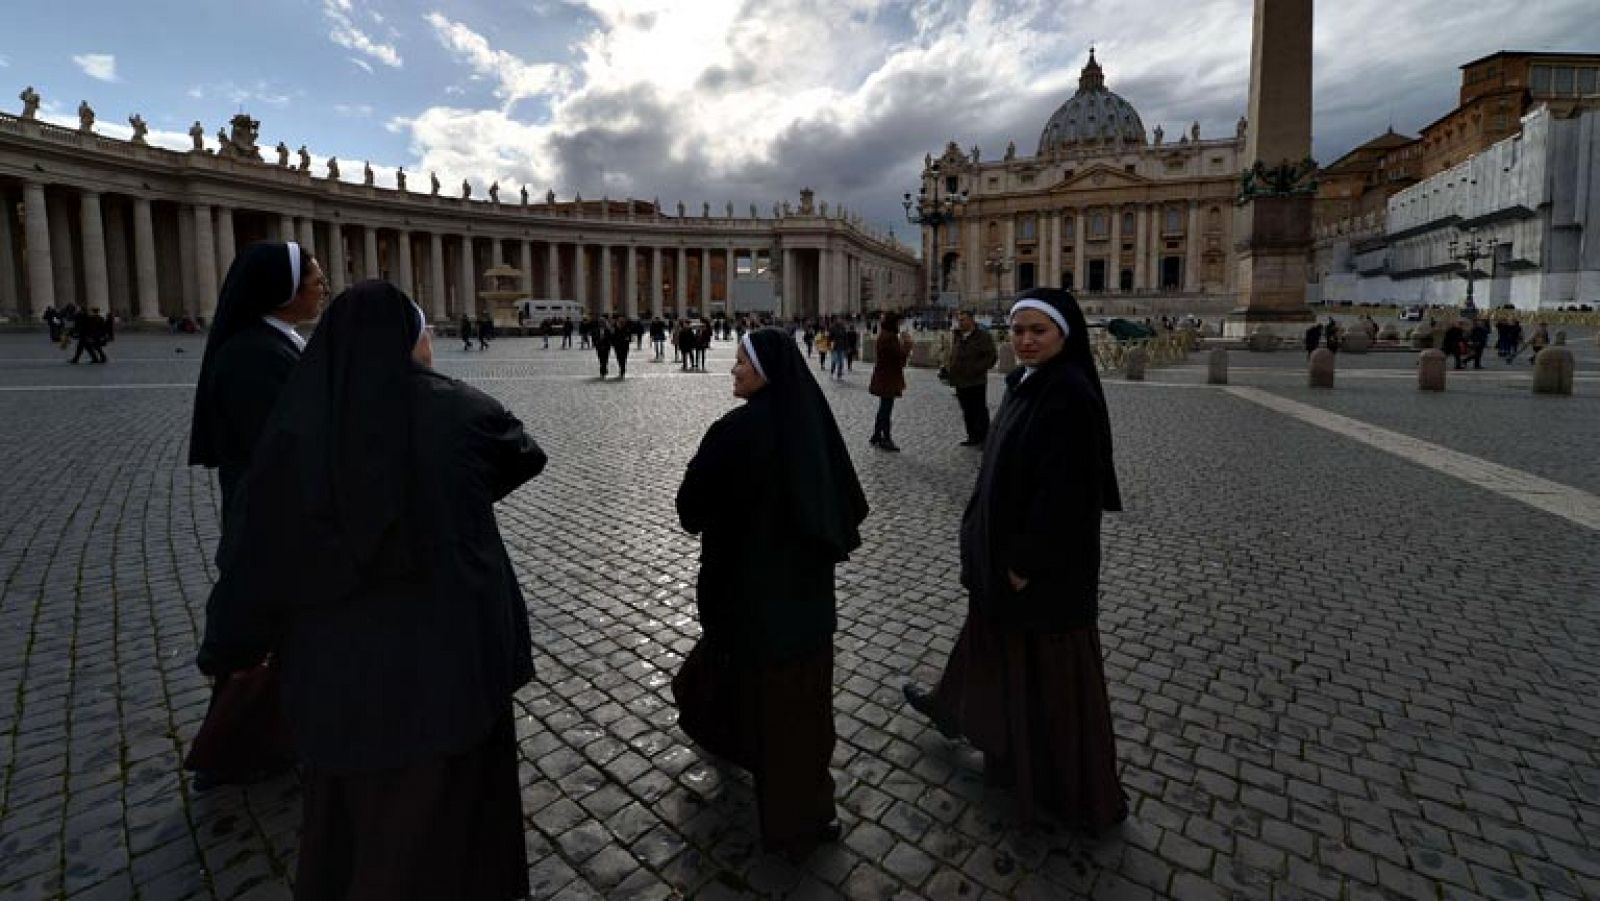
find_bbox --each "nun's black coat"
[676,396,836,663]
[204,323,301,513]
[959,356,1111,633]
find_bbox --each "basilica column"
[429,232,447,320]
[1073,209,1087,295]
[363,226,379,279]
[458,235,476,317]
[1133,204,1149,292]
[132,198,161,322]
[194,204,220,321]
[675,247,687,316]
[624,245,639,318]
[649,247,663,320]
[327,223,348,294]
[396,230,414,300]
[215,206,237,275]
[1002,219,1017,298]
[21,182,53,317]
[599,245,613,315]
[78,191,111,315]
[1186,201,1203,293]
[491,237,504,268]
[573,244,587,313]
[782,248,797,319]
[545,242,559,300]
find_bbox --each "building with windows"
[0,95,918,327]
[1417,51,1600,178]
[910,51,1243,313]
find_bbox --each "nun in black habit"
[672,327,868,853]
[185,241,325,787]
[903,287,1127,833]
[199,281,547,900]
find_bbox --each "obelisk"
[1226,0,1317,338]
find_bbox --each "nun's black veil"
[744,328,869,561]
[1013,287,1123,512]
[189,241,306,467]
[217,280,423,609]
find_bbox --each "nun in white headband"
[184,241,325,792]
[673,326,868,853]
[903,287,1128,833]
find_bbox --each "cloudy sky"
[6,0,1599,245]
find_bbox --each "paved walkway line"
[1224,386,1600,532]
[0,382,197,392]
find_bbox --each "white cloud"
[0,55,10,68]
[323,0,402,67]
[425,12,570,111]
[349,57,375,74]
[334,103,375,117]
[72,53,119,83]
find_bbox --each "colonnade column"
[78,191,110,315]
[1134,205,1149,291]
[48,194,77,308]
[1049,212,1063,288]
[328,223,348,294]
[520,241,533,296]
[132,198,161,322]
[545,242,559,300]
[1073,209,1088,295]
[724,245,736,317]
[491,237,504,268]
[279,214,296,244]
[457,236,476,317]
[624,246,638,318]
[429,232,446,320]
[193,204,219,321]
[599,245,613,315]
[573,244,587,313]
[215,207,237,277]
[298,219,316,262]
[396,231,414,299]
[782,248,796,319]
[21,182,53,317]
[0,190,19,318]
[363,226,379,279]
[1185,201,1203,293]
[649,248,663,320]
[675,247,687,315]
[699,248,711,312]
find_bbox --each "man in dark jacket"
[944,311,998,446]
[609,314,633,378]
[68,308,109,364]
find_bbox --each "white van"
[516,299,583,325]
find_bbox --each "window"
[1063,216,1075,240]
[1017,263,1036,291]
[1090,213,1108,240]
[1124,164,1136,174]
[988,177,999,188]
[946,222,960,244]
[1121,212,1136,236]
[1018,216,1037,241]
[946,176,959,194]
[1580,68,1598,96]
[1020,173,1036,185]
[1554,66,1575,96]
[1164,207,1182,234]
[1532,65,1551,94]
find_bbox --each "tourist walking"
[827,319,849,379]
[68,307,109,364]
[868,312,914,451]
[1442,320,1465,369]
[561,317,574,349]
[844,323,860,373]
[459,314,474,351]
[199,281,546,901]
[1303,322,1323,357]
[609,314,632,379]
[902,287,1127,832]
[672,327,868,854]
[476,311,494,350]
[1529,322,1550,363]
[944,310,998,446]
[650,318,667,360]
[186,241,326,790]
[593,316,613,377]
[43,305,63,343]
[1467,319,1490,369]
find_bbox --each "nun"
[902,287,1127,832]
[185,241,325,789]
[672,327,869,853]
[199,281,547,900]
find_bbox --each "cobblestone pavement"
[1,331,1597,901]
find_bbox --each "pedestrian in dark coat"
[609,314,632,378]
[459,314,474,351]
[868,312,914,451]
[476,311,494,350]
[186,241,326,789]
[1443,321,1465,369]
[200,281,546,901]
[43,305,62,343]
[1303,323,1323,357]
[945,310,998,445]
[69,309,109,364]
[903,287,1127,833]
[673,327,868,853]
[593,316,613,376]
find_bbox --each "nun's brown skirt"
[935,614,1126,831]
[292,710,528,901]
[672,639,837,849]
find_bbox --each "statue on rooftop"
[431,171,440,195]
[189,121,205,152]
[129,114,149,145]
[78,101,95,133]
[462,179,472,199]
[396,167,407,191]
[489,180,499,203]
[327,157,340,180]
[363,161,374,186]
[275,141,289,165]
[297,145,311,171]
[19,86,40,120]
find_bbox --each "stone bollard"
[1418,349,1447,391]
[1207,348,1229,385]
[1308,348,1335,388]
[996,341,1016,370]
[1532,346,1575,395]
[1124,347,1147,381]
[1378,323,1400,341]
[1246,328,1281,352]
[1411,326,1434,350]
[1554,330,1568,346]
[909,339,936,368]
[1341,330,1372,353]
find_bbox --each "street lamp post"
[903,161,967,307]
[1448,230,1499,315]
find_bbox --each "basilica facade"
[0,92,918,327]
[912,52,1243,312]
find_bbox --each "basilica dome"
[1037,50,1148,155]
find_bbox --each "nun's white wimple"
[1008,299,1070,338]
[281,242,302,308]
[411,301,427,347]
[740,334,768,381]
